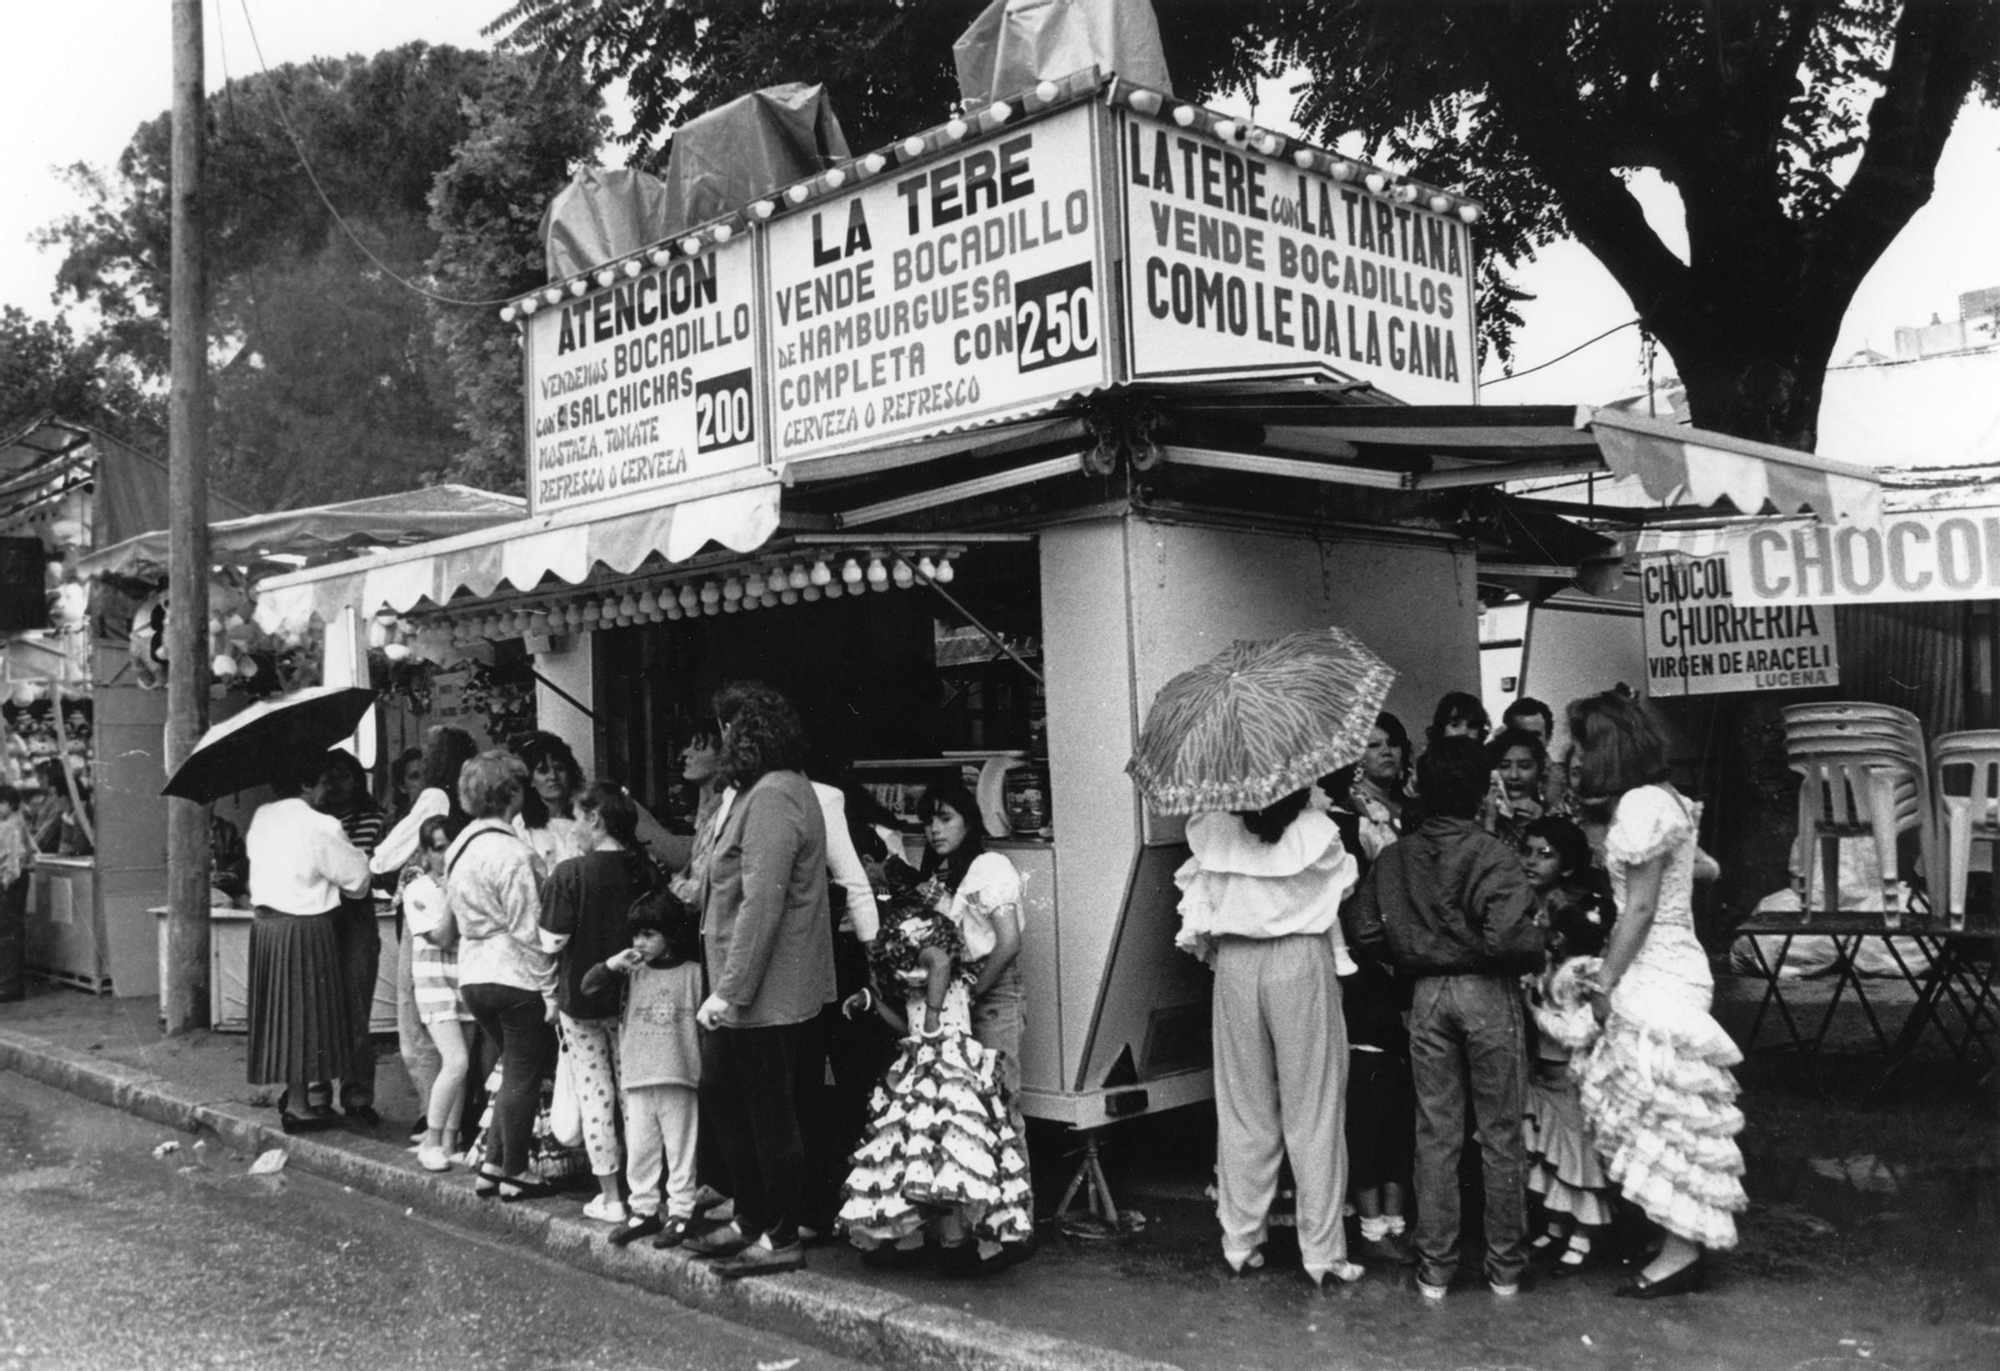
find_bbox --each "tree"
[0,307,164,441]
[494,0,1999,451]
[40,42,603,506]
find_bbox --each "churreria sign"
[1641,553,1839,697]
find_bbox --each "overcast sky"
[4,1,1994,409]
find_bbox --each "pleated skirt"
[247,908,354,1087]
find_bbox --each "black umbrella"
[161,685,377,804]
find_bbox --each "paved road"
[0,1070,864,1371]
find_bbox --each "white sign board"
[524,244,761,513]
[1117,110,1476,402]
[1641,553,1839,696]
[764,103,1110,464]
[1724,509,2000,605]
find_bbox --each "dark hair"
[1523,814,1591,878]
[575,781,640,849]
[1416,736,1489,820]
[391,746,425,795]
[516,731,584,828]
[1503,697,1554,738]
[322,749,369,794]
[713,682,808,787]
[0,784,21,809]
[627,882,699,964]
[1544,884,1611,962]
[1235,788,1312,844]
[1566,690,1671,805]
[418,815,453,853]
[422,726,480,800]
[1372,711,1413,774]
[1486,726,1547,774]
[1426,691,1490,748]
[917,780,985,890]
[682,720,722,752]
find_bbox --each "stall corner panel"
[1115,107,1477,402]
[764,102,1113,467]
[523,234,763,515]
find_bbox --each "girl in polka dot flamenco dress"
[837,890,1033,1270]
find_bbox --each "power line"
[1484,318,1642,385]
[233,0,516,310]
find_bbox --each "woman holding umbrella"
[1132,627,1393,1290]
[244,753,373,1132]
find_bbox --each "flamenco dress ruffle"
[1574,973,1748,1249]
[838,1020,1033,1254]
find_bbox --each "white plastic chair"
[1932,730,2000,924]
[1789,745,1935,919]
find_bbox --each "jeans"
[699,1020,810,1248]
[461,983,556,1178]
[1408,974,1529,1290]
[330,897,380,1108]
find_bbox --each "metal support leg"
[1054,1129,1144,1239]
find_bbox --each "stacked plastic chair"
[1931,730,2000,927]
[1781,703,1935,921]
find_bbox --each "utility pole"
[165,0,211,1034]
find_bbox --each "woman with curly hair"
[515,731,591,872]
[685,683,836,1279]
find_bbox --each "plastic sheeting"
[659,84,849,238]
[954,0,1173,104]
[543,167,674,280]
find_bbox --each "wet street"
[0,1071,861,1371]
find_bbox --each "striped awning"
[1584,408,1880,523]
[254,477,781,634]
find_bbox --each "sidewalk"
[2,975,1996,1371]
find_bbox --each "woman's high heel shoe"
[1614,1257,1706,1299]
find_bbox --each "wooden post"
[164,0,211,1034]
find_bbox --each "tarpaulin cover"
[543,167,674,280]
[954,0,1173,105]
[660,84,849,238]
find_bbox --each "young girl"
[837,890,1033,1270]
[1520,816,1614,1271]
[1483,727,1550,857]
[580,883,704,1250]
[401,817,475,1172]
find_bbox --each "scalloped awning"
[253,478,781,634]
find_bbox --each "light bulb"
[743,573,765,600]
[212,653,236,678]
[802,585,822,602]
[809,560,832,587]
[1330,160,1355,182]
[237,656,260,678]
[1128,89,1162,115]
[542,288,563,306]
[1035,80,1059,104]
[637,591,658,618]
[1429,194,1452,214]
[519,297,539,315]
[681,236,703,255]
[825,582,845,599]
[529,612,551,635]
[1173,104,1197,128]
[499,305,517,323]
[1365,172,1387,194]
[664,598,684,620]
[699,582,720,606]
[581,601,601,624]
[383,643,410,662]
[935,557,955,584]
[780,587,799,605]
[650,248,672,267]
[841,558,863,586]
[759,592,778,609]
[945,118,968,141]
[722,577,743,603]
[917,555,937,580]
[892,559,914,589]
[749,201,774,220]
[1459,204,1481,224]
[789,564,810,590]
[865,557,888,589]
[596,269,615,288]
[678,585,699,612]
[623,259,643,277]
[1293,149,1317,170]
[861,153,887,176]
[823,168,846,190]
[903,136,926,157]
[568,279,587,297]
[701,597,720,616]
[785,185,809,205]
[988,102,1012,125]
[710,223,732,242]
[618,594,638,620]
[1213,119,1237,142]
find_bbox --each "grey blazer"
[701,768,835,1027]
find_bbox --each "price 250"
[1014,264,1098,375]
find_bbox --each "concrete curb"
[0,1026,1177,1371]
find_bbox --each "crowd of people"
[238,682,1032,1280]
[1180,688,1748,1299]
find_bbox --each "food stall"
[253,70,1876,1127]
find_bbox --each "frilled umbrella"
[161,685,376,804]
[1127,626,1395,816]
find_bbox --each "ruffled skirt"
[1524,1059,1613,1227]
[838,1027,1033,1254]
[1575,967,1747,1248]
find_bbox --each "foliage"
[0,307,163,443]
[428,59,608,492]
[39,42,601,508]
[487,0,1272,160]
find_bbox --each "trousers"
[330,897,380,1107]
[1211,934,1350,1277]
[624,1082,699,1218]
[396,930,441,1111]
[699,1020,809,1248]
[462,982,556,1177]
[1408,973,1529,1290]
[559,1014,623,1177]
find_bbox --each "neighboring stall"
[254,73,1876,1130]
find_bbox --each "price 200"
[1014,264,1098,375]
[694,369,756,453]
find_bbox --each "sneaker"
[582,1194,629,1224]
[1489,1279,1521,1297]
[416,1144,452,1173]
[1416,1277,1450,1302]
